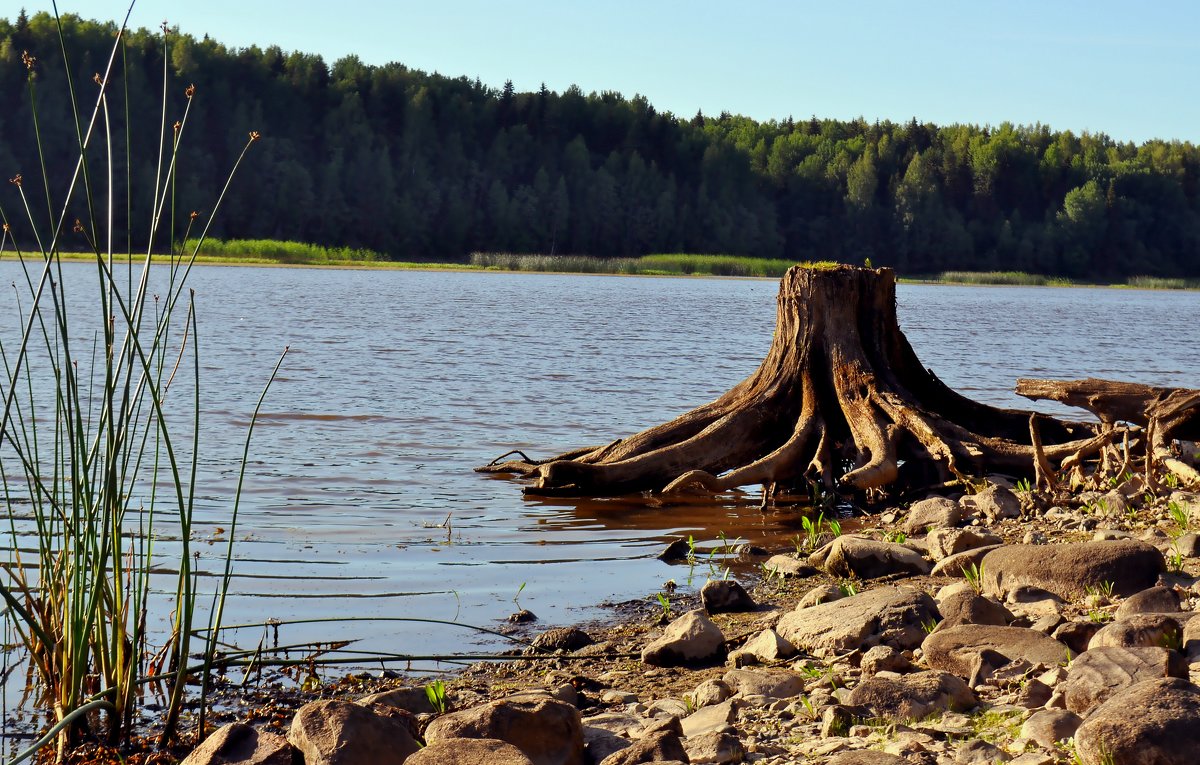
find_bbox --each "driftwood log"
[481,265,1197,499]
[1017,377,1200,489]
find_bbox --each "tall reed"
[0,4,277,760]
[1126,275,1199,290]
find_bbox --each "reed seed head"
[93,73,103,86]
[249,131,262,142]
[21,51,36,71]
[189,211,199,220]
[185,84,195,99]
[2,223,9,233]
[174,121,182,135]
[72,219,84,234]
[9,174,21,188]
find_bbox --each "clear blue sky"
[16,1,1200,144]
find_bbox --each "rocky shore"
[178,482,1200,765]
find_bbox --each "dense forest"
[2,11,1198,277]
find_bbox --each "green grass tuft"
[185,237,383,264]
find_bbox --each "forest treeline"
[2,12,1198,277]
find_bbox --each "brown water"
[1,263,1197,675]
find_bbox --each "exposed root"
[1029,414,1059,492]
[481,267,1191,502]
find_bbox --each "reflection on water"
[1,262,1197,672]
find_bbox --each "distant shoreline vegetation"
[467,252,817,277]
[184,237,384,264]
[33,240,1194,289]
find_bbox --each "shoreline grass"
[28,246,1199,290]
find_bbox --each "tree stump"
[480,265,1105,498]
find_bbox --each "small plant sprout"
[838,579,859,597]
[882,529,907,544]
[800,515,821,552]
[656,592,673,621]
[514,582,527,608]
[827,515,843,538]
[1167,546,1186,575]
[798,695,818,720]
[1165,473,1181,489]
[1087,607,1114,624]
[799,509,844,552]
[1014,477,1032,494]
[1159,626,1184,651]
[1168,501,1190,533]
[921,617,941,634]
[963,562,985,595]
[796,662,824,680]
[425,679,449,714]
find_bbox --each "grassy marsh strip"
[469,252,833,277]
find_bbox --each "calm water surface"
[1,263,1196,672]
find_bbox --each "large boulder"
[181,723,292,765]
[1185,615,1200,659]
[680,698,739,738]
[1060,646,1188,716]
[1114,585,1180,618]
[288,700,420,765]
[921,624,1071,678]
[829,753,911,765]
[1019,709,1082,749]
[980,540,1165,600]
[798,584,845,608]
[1074,678,1200,765]
[407,739,537,765]
[641,609,725,666]
[762,554,818,578]
[531,627,594,653]
[931,546,1002,578]
[1088,614,1183,650]
[935,588,1012,629]
[597,730,687,765]
[809,536,931,579]
[700,579,756,613]
[726,628,795,667]
[691,679,733,708]
[846,670,977,720]
[904,496,963,535]
[424,697,585,765]
[684,731,743,765]
[927,528,1003,561]
[776,586,939,653]
[859,645,911,676]
[721,668,805,699]
[358,686,437,715]
[963,485,1021,523]
[954,739,1010,765]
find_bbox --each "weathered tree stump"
[479,265,1125,498]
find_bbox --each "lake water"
[1,262,1196,676]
